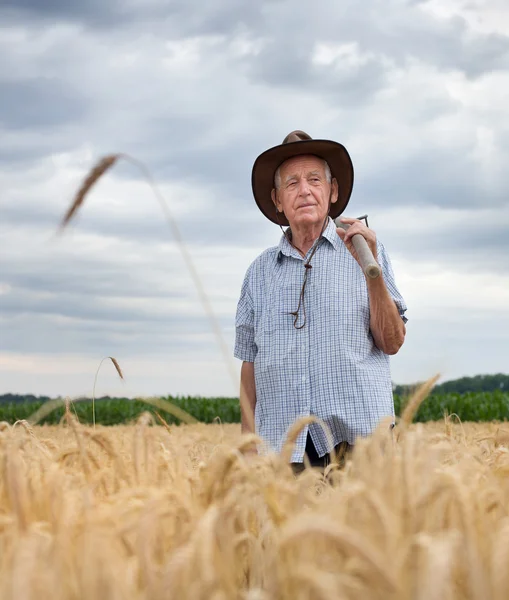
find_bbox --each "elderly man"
[234,130,407,471]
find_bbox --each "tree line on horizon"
[392,373,508,396]
[1,373,507,405]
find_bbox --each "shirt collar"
[277,217,340,260]
[321,217,341,251]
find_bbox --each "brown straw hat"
[251,130,354,226]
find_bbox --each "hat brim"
[251,139,354,226]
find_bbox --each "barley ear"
[59,154,122,230]
[92,356,125,429]
[109,357,124,380]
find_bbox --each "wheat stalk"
[154,410,172,433]
[2,419,509,597]
[92,356,125,428]
[58,155,122,230]
[400,373,441,427]
[108,357,124,380]
[57,154,250,430]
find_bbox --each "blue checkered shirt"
[234,217,408,463]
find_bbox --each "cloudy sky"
[1,0,508,400]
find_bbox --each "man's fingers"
[336,227,359,249]
[338,217,360,225]
[337,220,376,246]
[343,225,366,243]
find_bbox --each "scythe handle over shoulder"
[334,218,381,280]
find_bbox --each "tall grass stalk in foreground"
[57,154,251,430]
[91,357,124,428]
[399,373,441,426]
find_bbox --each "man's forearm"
[240,361,256,434]
[367,276,406,355]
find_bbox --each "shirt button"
[301,376,306,383]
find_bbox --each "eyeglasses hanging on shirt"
[275,212,329,330]
[288,235,324,329]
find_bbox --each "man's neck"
[289,221,327,256]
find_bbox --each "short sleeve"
[234,265,257,362]
[377,241,408,324]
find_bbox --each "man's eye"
[310,178,320,183]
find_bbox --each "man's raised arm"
[337,217,406,355]
[366,276,406,355]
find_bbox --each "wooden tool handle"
[334,219,381,279]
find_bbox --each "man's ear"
[271,188,281,212]
[330,178,339,204]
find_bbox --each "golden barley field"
[1,415,509,600]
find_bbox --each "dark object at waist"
[291,433,352,475]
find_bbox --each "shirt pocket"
[270,285,302,331]
[255,285,301,368]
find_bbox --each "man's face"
[271,155,338,229]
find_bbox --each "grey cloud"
[392,312,509,384]
[1,0,114,18]
[245,40,388,107]
[0,203,66,231]
[4,0,509,81]
[0,0,271,34]
[249,1,509,80]
[0,259,188,301]
[0,128,81,169]
[1,0,509,397]
[383,224,509,275]
[0,0,140,27]
[0,228,238,354]
[3,2,506,203]
[0,191,267,250]
[0,288,186,325]
[0,313,226,357]
[364,5,509,78]
[0,276,234,356]
[354,140,509,211]
[7,0,509,79]
[0,78,88,130]
[447,25,509,78]
[0,146,52,168]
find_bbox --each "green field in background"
[0,391,508,425]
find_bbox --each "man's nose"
[298,179,311,194]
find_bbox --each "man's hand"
[336,217,378,269]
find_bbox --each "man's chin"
[291,213,324,227]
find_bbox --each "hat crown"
[282,130,312,144]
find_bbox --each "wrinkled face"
[271,155,338,229]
